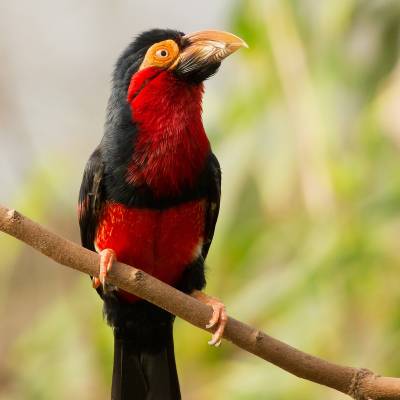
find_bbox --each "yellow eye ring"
[139,39,180,70]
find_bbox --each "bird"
[78,28,247,400]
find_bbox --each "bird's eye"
[156,49,169,58]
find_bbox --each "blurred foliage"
[2,0,400,399]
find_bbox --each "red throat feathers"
[126,67,210,197]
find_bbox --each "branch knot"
[348,368,376,400]
[0,208,21,230]
[7,209,21,222]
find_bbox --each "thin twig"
[0,203,399,400]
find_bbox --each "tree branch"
[0,203,399,400]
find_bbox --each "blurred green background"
[2,0,400,399]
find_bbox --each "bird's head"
[111,28,247,102]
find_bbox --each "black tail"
[104,297,181,400]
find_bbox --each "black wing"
[176,152,221,295]
[202,152,221,260]
[78,146,105,252]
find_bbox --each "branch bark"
[0,203,399,400]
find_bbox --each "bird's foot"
[92,248,117,290]
[191,290,227,347]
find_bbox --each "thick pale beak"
[174,30,248,78]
